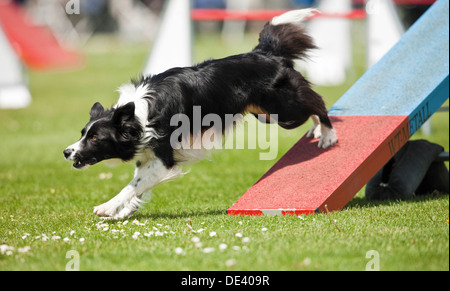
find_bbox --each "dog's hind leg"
[306,114,338,149]
[93,158,183,219]
[306,115,322,139]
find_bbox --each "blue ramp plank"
[329,0,449,123]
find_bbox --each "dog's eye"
[91,136,98,142]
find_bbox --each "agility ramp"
[228,0,449,216]
[0,1,82,70]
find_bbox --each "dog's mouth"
[73,158,97,169]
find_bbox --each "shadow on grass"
[133,208,227,220]
[345,192,449,211]
[129,193,448,220]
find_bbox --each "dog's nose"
[63,148,73,159]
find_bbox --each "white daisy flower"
[18,246,31,253]
[132,232,140,240]
[203,247,215,253]
[225,259,236,267]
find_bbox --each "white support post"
[0,25,31,109]
[143,0,193,76]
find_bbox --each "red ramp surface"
[0,1,82,70]
[227,116,409,216]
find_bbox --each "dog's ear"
[113,102,135,125]
[113,102,139,141]
[90,102,105,119]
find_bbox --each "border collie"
[63,9,338,219]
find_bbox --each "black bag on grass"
[365,140,449,201]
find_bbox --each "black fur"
[138,22,332,168]
[65,18,334,170]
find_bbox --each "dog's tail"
[254,9,318,60]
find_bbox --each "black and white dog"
[63,9,338,219]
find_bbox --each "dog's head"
[63,102,143,170]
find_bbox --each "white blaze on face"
[64,118,98,160]
[64,140,81,161]
[64,119,100,170]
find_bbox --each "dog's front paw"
[93,198,140,220]
[93,202,119,219]
[93,201,130,220]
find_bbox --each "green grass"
[0,30,448,271]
